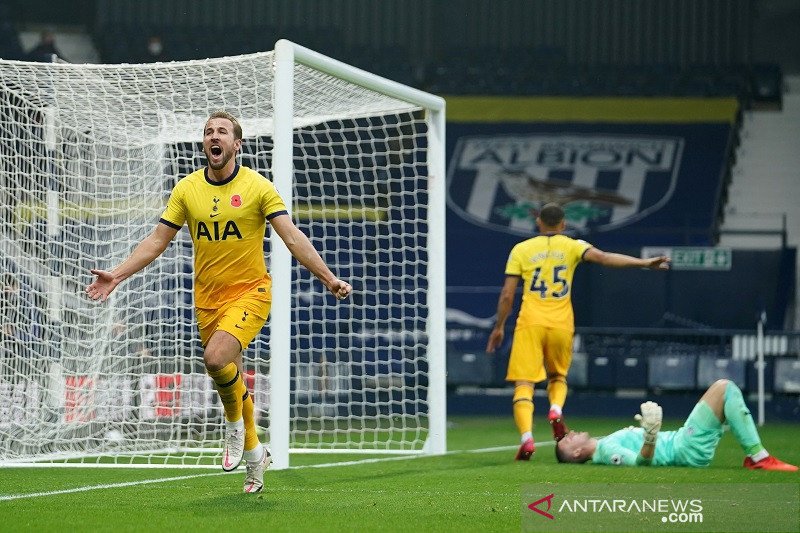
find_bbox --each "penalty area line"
[0,441,556,501]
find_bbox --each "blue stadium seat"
[745,359,774,394]
[697,356,746,389]
[773,358,800,394]
[569,352,588,388]
[446,347,493,386]
[587,354,616,389]
[648,355,697,390]
[751,63,783,105]
[615,355,648,389]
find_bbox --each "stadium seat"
[446,348,493,386]
[745,359,774,394]
[697,356,746,389]
[773,358,800,393]
[569,351,588,388]
[751,63,783,106]
[587,354,616,389]
[648,355,697,390]
[614,355,648,389]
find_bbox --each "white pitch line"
[0,471,231,502]
[0,441,555,502]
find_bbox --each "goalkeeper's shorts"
[196,287,271,351]
[505,325,572,383]
[672,401,724,467]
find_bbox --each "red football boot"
[548,410,569,442]
[744,456,798,472]
[515,438,535,461]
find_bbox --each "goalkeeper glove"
[634,401,662,445]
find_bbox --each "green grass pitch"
[0,416,797,532]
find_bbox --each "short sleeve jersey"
[160,164,287,308]
[504,234,591,331]
[592,427,679,466]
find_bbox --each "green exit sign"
[642,247,732,270]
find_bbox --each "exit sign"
[641,247,732,270]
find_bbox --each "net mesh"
[0,52,431,465]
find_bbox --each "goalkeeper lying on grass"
[555,379,797,471]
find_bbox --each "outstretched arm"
[584,247,670,270]
[269,214,352,300]
[485,275,520,353]
[86,223,178,302]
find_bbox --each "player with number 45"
[485,203,669,461]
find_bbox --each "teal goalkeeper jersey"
[592,427,678,466]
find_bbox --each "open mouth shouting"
[207,144,226,169]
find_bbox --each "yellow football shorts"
[195,288,271,351]
[506,325,573,383]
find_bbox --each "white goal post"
[0,40,446,469]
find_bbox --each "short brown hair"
[206,110,242,140]
[538,203,565,227]
[555,444,568,463]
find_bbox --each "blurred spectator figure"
[143,35,168,63]
[0,3,25,60]
[27,29,67,62]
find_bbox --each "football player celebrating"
[556,379,797,471]
[87,111,352,492]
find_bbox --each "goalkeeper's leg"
[702,379,762,456]
[703,379,797,471]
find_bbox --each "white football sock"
[225,418,245,433]
[750,449,769,463]
[243,443,264,463]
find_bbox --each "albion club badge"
[446,134,684,236]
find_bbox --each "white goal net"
[0,42,446,468]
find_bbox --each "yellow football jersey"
[504,234,592,331]
[160,164,287,308]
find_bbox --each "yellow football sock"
[241,387,260,451]
[547,376,568,411]
[512,384,534,437]
[208,362,243,422]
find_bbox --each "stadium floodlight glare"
[0,40,446,469]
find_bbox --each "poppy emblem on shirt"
[231,194,242,207]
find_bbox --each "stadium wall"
[93,0,752,67]
[443,95,797,418]
[444,96,792,331]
